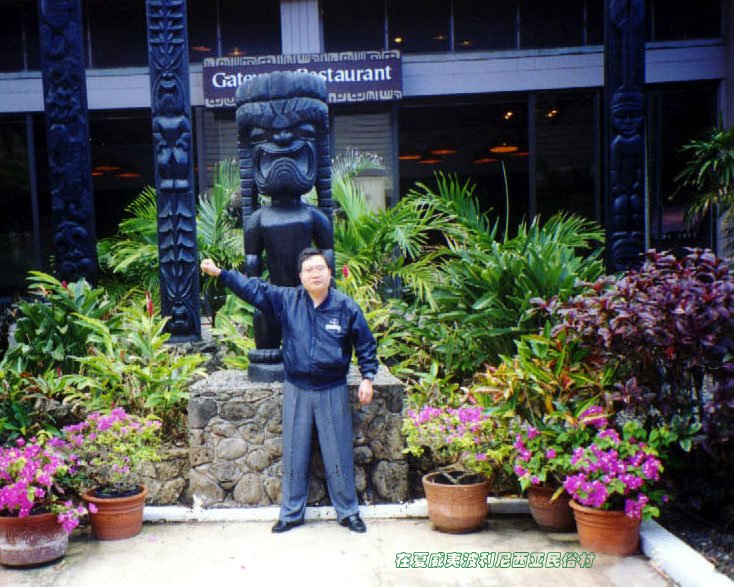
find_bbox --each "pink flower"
[545,448,557,459]
[342,264,350,278]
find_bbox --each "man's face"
[299,255,331,296]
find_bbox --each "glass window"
[585,0,603,45]
[188,0,218,63]
[398,98,528,231]
[454,0,516,51]
[521,0,583,48]
[88,0,147,67]
[25,2,40,70]
[89,111,155,238]
[536,91,597,221]
[0,116,34,293]
[647,82,718,253]
[652,0,721,41]
[323,0,385,52]
[0,3,24,72]
[219,0,281,57]
[388,0,450,53]
[332,109,395,209]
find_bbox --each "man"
[200,248,378,533]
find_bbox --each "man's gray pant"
[280,381,360,523]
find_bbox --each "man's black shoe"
[339,514,366,533]
[272,519,303,533]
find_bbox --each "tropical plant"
[428,213,605,373]
[546,249,733,456]
[469,326,615,427]
[211,293,256,371]
[0,272,116,375]
[62,296,207,437]
[98,159,244,308]
[676,121,734,247]
[545,248,734,519]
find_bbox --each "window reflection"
[0,116,34,293]
[88,1,147,67]
[521,0,583,48]
[219,0,281,57]
[398,99,528,231]
[454,0,516,51]
[323,0,385,52]
[648,82,718,252]
[89,111,154,238]
[536,91,597,221]
[388,0,450,53]
[187,0,218,63]
[651,0,720,41]
[0,3,24,72]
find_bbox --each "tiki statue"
[609,88,645,268]
[236,71,334,382]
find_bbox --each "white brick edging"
[640,520,734,587]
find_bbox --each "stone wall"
[188,366,408,508]
[139,447,190,505]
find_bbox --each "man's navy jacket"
[219,270,379,390]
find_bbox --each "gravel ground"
[659,508,734,581]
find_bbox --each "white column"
[280,0,322,54]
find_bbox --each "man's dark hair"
[298,248,328,273]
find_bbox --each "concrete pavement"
[0,514,672,587]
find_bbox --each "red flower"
[145,291,155,318]
[342,264,350,278]
[61,280,68,289]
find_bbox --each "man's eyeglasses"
[302,265,329,275]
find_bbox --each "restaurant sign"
[203,50,402,108]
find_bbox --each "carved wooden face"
[249,111,318,199]
[611,93,643,138]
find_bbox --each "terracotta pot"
[422,471,491,534]
[527,486,576,532]
[570,500,641,556]
[0,512,68,567]
[82,485,148,541]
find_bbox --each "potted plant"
[403,404,510,533]
[562,417,671,556]
[62,408,161,540]
[512,404,607,532]
[0,437,92,566]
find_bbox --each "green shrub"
[62,297,206,438]
[1,272,116,375]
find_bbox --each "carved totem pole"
[146,0,201,342]
[605,0,646,272]
[236,72,335,382]
[37,0,97,283]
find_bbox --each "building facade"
[0,0,730,296]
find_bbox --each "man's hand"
[358,378,373,406]
[201,259,221,277]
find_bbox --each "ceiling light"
[429,148,458,156]
[473,156,498,165]
[418,158,441,165]
[489,143,519,154]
